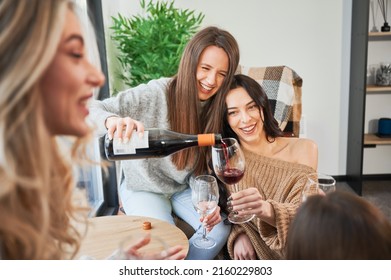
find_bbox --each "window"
[72,0,118,216]
[76,137,105,217]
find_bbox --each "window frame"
[73,0,118,216]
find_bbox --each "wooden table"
[76,215,189,259]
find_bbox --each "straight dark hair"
[221,74,283,142]
[208,74,284,211]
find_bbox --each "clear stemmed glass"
[191,175,219,249]
[301,172,336,202]
[109,234,168,260]
[211,137,254,224]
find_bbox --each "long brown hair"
[167,26,240,175]
[0,0,92,259]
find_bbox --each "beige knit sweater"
[227,148,316,260]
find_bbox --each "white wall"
[101,0,353,176]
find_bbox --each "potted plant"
[110,0,204,89]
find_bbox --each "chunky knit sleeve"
[226,150,315,259]
[227,219,282,260]
[257,176,305,255]
[227,223,245,258]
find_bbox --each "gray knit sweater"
[89,78,190,197]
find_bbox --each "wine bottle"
[103,128,222,161]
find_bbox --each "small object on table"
[142,221,152,230]
[77,215,189,259]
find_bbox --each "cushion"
[237,65,302,137]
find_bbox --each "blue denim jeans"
[119,181,175,224]
[119,182,230,259]
[171,187,231,260]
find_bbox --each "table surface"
[76,215,189,259]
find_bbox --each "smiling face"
[40,9,105,137]
[196,45,229,101]
[226,86,265,145]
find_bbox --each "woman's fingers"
[105,116,145,142]
[203,206,222,232]
[145,245,186,260]
[229,188,262,205]
[121,117,145,142]
[115,118,127,139]
[162,245,186,260]
[227,188,264,216]
[106,116,118,140]
[129,234,151,250]
[124,236,186,260]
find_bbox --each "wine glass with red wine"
[211,138,254,224]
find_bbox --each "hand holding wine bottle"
[104,127,221,161]
[105,116,145,143]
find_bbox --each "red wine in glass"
[220,140,244,184]
[221,168,244,185]
[212,138,254,224]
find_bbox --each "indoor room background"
[98,0,391,177]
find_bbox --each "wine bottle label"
[112,131,149,155]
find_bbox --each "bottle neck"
[198,133,222,146]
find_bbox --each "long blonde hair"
[0,0,91,259]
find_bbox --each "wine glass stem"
[201,215,208,240]
[202,225,207,240]
[232,183,239,193]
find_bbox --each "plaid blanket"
[237,65,302,137]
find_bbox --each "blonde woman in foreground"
[0,0,185,260]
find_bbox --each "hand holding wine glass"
[191,175,219,249]
[212,138,254,224]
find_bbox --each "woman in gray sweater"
[90,26,240,259]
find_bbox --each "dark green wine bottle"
[104,128,222,161]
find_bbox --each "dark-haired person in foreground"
[286,190,391,259]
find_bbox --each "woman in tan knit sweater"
[211,74,318,259]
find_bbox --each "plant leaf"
[110,0,204,87]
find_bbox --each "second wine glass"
[301,172,336,202]
[212,138,254,224]
[191,175,219,249]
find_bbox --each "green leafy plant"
[110,0,204,88]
